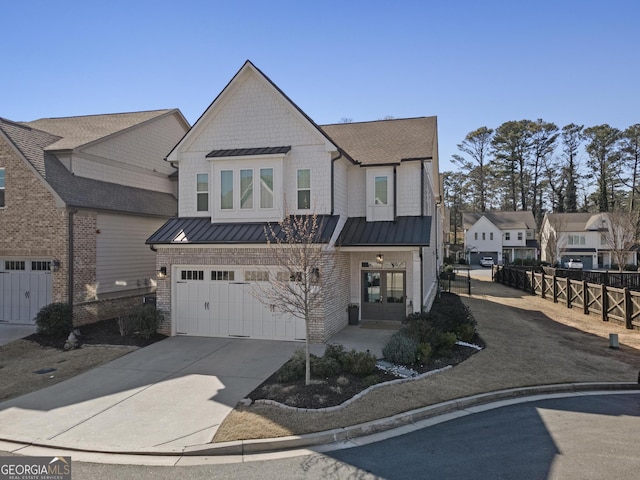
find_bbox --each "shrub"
[382,332,419,365]
[277,349,306,382]
[117,316,134,336]
[342,349,377,376]
[456,323,476,343]
[434,331,457,356]
[128,304,162,339]
[36,303,72,338]
[443,264,454,273]
[323,343,347,365]
[458,257,467,264]
[311,355,341,378]
[416,342,432,363]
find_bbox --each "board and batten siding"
[96,213,165,296]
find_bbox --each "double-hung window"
[196,173,208,212]
[260,168,274,209]
[240,169,253,209]
[297,169,311,209]
[220,170,234,210]
[0,167,5,208]
[374,176,388,205]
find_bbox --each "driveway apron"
[0,336,302,451]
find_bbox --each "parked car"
[480,256,495,267]
[565,258,583,270]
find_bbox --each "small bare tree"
[254,211,337,385]
[603,210,639,271]
[540,215,568,266]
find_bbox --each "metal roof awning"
[337,216,431,247]
[147,215,339,245]
[206,146,291,158]
[563,248,596,253]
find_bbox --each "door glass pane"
[240,169,253,209]
[363,272,381,303]
[386,272,404,303]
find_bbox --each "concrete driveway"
[0,323,36,346]
[0,336,304,453]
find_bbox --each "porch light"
[51,259,61,272]
[157,266,167,279]
[376,253,384,263]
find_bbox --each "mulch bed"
[247,334,485,409]
[25,318,167,350]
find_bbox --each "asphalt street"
[13,392,638,480]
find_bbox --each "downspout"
[330,151,343,216]
[68,208,78,320]
[420,248,424,312]
[393,166,397,221]
[421,161,425,217]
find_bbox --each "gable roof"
[320,117,437,165]
[166,61,353,163]
[23,109,179,151]
[0,115,177,217]
[545,212,607,232]
[463,211,536,231]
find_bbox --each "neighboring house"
[0,110,189,325]
[541,212,637,269]
[463,211,538,265]
[147,61,442,343]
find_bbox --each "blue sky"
[2,0,638,172]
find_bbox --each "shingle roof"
[337,216,432,246]
[545,212,603,231]
[463,211,536,230]
[147,215,339,244]
[23,109,175,151]
[320,117,437,165]
[0,116,177,217]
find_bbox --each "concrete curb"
[2,382,638,458]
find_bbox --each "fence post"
[531,270,535,295]
[566,277,572,308]
[625,287,633,329]
[583,280,589,315]
[553,275,558,303]
[601,284,608,322]
[467,269,471,296]
[541,271,546,299]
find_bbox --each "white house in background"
[147,60,443,343]
[463,211,538,265]
[541,212,638,270]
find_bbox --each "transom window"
[5,261,25,270]
[245,271,269,281]
[212,270,235,281]
[374,176,388,205]
[196,173,208,212]
[297,169,311,209]
[181,270,204,281]
[32,261,51,271]
[0,167,5,208]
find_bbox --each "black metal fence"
[440,268,472,296]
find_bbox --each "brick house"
[0,110,189,325]
[147,61,442,343]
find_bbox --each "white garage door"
[0,260,53,324]
[174,267,305,341]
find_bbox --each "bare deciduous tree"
[541,214,568,265]
[603,210,639,271]
[254,211,337,385]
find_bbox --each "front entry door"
[361,271,406,321]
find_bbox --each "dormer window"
[297,169,311,210]
[196,173,208,212]
[375,176,388,205]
